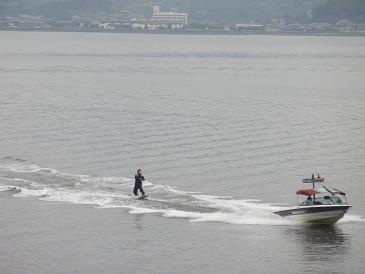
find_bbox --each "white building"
[131,22,145,30]
[152,6,188,25]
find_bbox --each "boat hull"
[274,205,351,225]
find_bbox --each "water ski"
[137,195,148,200]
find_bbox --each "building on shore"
[152,6,188,28]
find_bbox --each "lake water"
[0,31,365,273]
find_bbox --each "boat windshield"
[300,196,344,206]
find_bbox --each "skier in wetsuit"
[133,169,146,197]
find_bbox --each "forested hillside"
[312,0,365,22]
[0,0,325,22]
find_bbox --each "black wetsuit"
[133,174,145,196]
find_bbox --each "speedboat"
[273,175,351,224]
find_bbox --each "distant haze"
[0,0,326,22]
[1,0,364,23]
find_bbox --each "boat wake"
[0,157,363,226]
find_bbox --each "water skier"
[133,169,146,197]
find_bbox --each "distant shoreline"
[1,28,365,37]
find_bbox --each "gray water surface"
[0,31,364,273]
